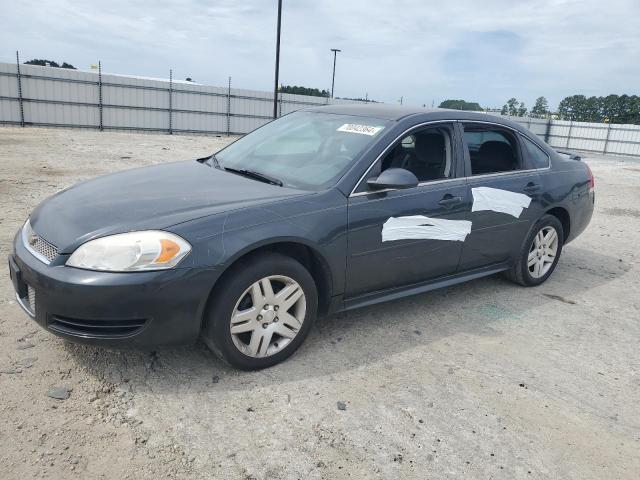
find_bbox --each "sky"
[1,0,638,110]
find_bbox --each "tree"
[517,102,527,117]
[629,95,640,124]
[558,95,587,121]
[557,96,573,120]
[24,59,76,69]
[502,98,519,116]
[438,99,483,111]
[617,94,640,124]
[499,98,528,117]
[530,97,549,118]
[25,59,59,67]
[584,96,601,122]
[600,94,620,123]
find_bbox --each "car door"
[458,122,545,271]
[345,122,471,298]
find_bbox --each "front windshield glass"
[215,111,390,190]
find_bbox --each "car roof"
[303,103,525,131]
[304,103,427,120]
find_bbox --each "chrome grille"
[16,284,36,318]
[27,285,36,314]
[30,236,58,262]
[23,221,58,264]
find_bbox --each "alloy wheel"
[528,226,559,279]
[229,275,306,358]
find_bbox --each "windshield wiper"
[223,167,283,187]
[208,154,222,169]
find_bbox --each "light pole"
[273,0,283,119]
[330,48,341,98]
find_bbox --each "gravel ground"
[0,126,639,480]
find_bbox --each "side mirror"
[367,168,418,190]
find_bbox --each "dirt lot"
[0,126,638,480]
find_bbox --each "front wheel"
[202,253,317,370]
[505,214,564,286]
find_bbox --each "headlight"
[66,231,191,272]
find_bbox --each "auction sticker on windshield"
[337,123,384,136]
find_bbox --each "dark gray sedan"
[9,105,594,369]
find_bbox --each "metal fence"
[1,58,640,157]
[0,59,360,136]
[503,116,640,157]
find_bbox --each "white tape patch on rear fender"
[471,186,531,218]
[382,216,472,242]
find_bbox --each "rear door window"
[462,126,522,175]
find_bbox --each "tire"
[202,252,318,370]
[504,214,564,287]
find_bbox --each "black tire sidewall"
[519,215,564,286]
[202,253,318,370]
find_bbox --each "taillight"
[586,163,595,191]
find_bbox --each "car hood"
[30,160,309,253]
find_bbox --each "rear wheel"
[202,253,317,370]
[505,214,564,286]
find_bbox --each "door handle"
[438,195,463,207]
[524,182,541,193]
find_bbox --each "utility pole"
[330,48,341,98]
[273,0,282,119]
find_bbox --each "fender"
[170,188,349,296]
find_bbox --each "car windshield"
[214,111,390,190]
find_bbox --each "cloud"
[1,0,638,109]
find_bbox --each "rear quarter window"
[521,135,550,169]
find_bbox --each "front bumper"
[9,231,220,348]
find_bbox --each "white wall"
[502,115,640,157]
[0,61,361,135]
[1,61,640,156]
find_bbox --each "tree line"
[24,59,76,69]
[499,97,548,118]
[279,85,378,102]
[438,99,483,111]
[439,95,640,125]
[280,85,330,98]
[556,95,640,124]
[438,97,545,117]
[498,95,640,124]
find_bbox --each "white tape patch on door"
[471,187,531,218]
[337,123,384,136]
[382,216,472,242]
